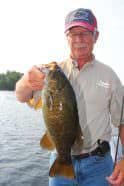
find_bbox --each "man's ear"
[93,31,99,43]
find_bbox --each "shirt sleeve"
[110,72,124,127]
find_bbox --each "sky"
[0,0,124,83]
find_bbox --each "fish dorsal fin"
[40,132,55,150]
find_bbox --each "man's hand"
[27,65,45,90]
[15,65,45,102]
[107,159,124,186]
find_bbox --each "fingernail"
[106,176,111,180]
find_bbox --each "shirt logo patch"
[96,80,110,88]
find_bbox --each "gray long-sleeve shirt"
[60,57,124,154]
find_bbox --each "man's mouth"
[73,43,87,48]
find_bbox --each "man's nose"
[74,35,83,42]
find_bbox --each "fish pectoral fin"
[34,98,42,110]
[40,132,55,150]
[49,157,75,179]
[27,98,42,110]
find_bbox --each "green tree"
[0,71,23,90]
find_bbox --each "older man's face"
[66,26,98,60]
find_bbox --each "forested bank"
[0,71,23,90]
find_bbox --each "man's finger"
[110,165,120,180]
[107,172,124,186]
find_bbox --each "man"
[15,8,124,186]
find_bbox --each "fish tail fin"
[49,157,75,179]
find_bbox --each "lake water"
[0,91,50,186]
[0,91,123,186]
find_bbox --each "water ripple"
[0,91,49,186]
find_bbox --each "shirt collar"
[68,55,95,70]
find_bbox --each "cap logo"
[74,9,94,25]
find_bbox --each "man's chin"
[73,53,88,59]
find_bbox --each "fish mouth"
[39,62,58,74]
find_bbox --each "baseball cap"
[65,8,98,33]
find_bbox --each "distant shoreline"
[0,71,23,91]
[0,89,15,91]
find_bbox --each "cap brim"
[65,21,96,33]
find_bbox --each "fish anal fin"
[49,157,75,179]
[40,132,55,150]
